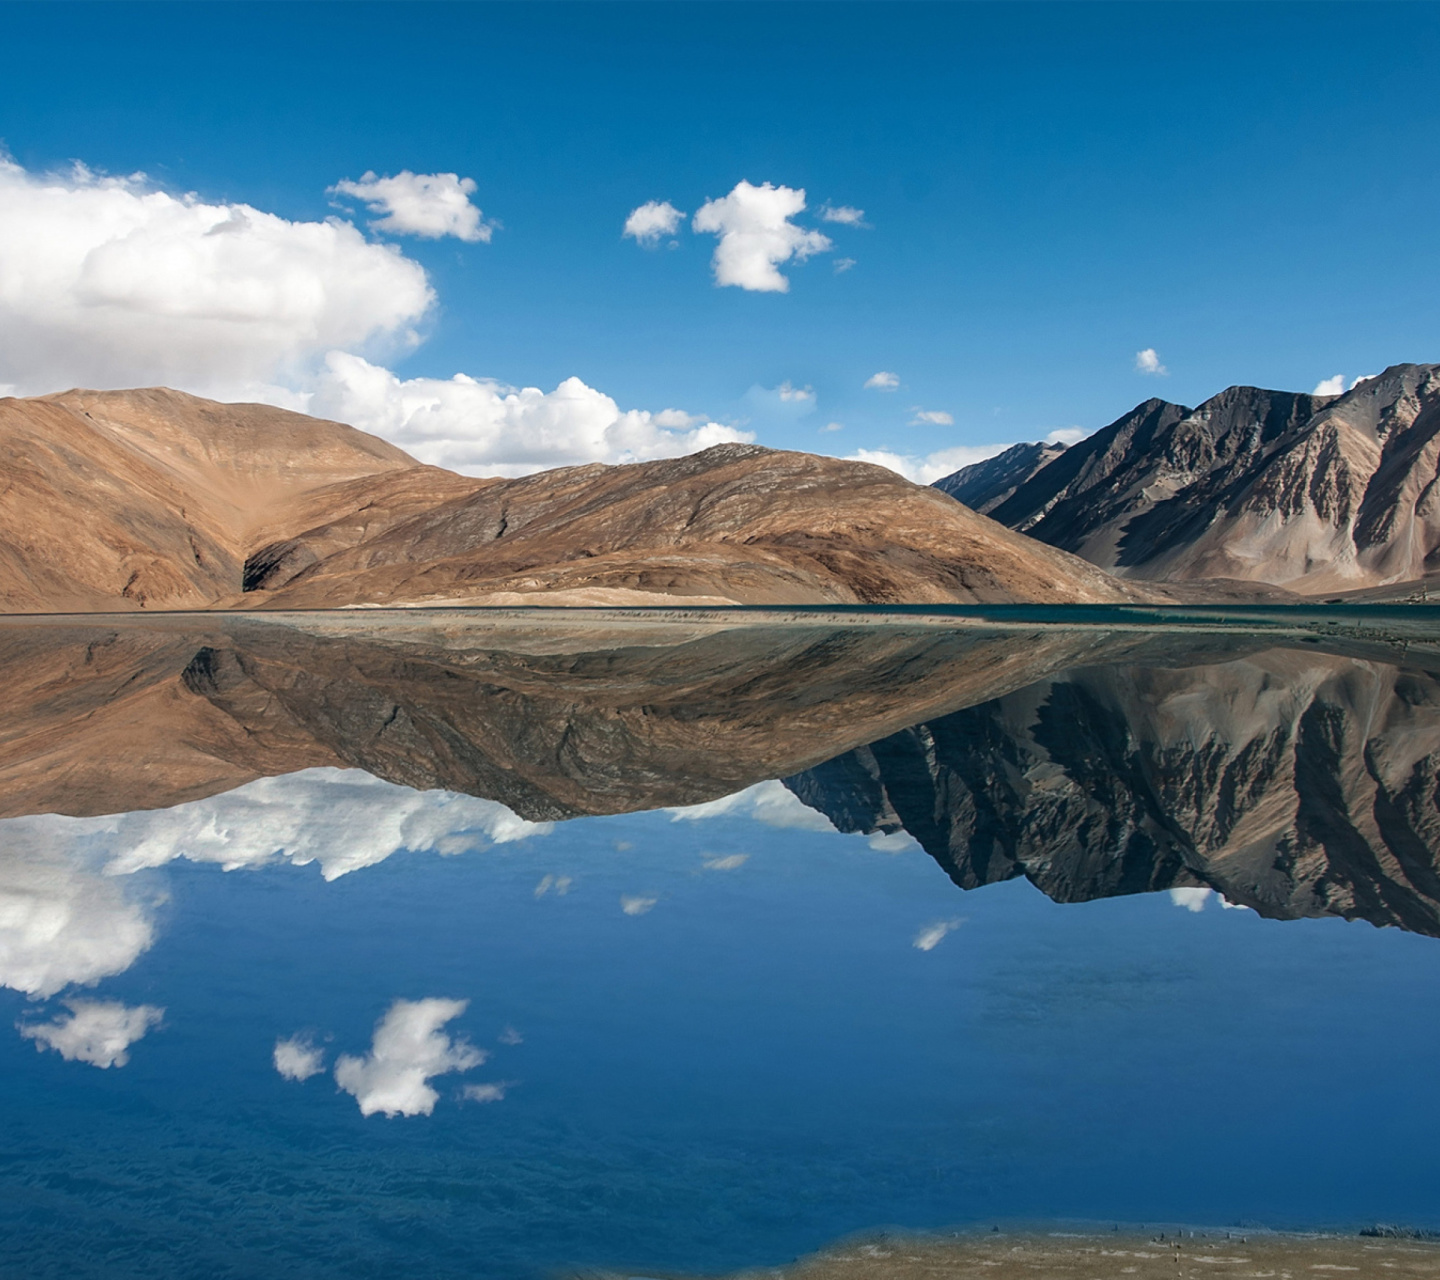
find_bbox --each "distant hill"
[933,363,1440,595]
[0,387,1144,612]
[932,441,1067,514]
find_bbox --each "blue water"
[2,794,1439,1278]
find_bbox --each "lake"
[2,606,1438,1278]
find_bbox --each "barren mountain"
[786,648,1440,935]
[0,387,1142,611]
[931,440,1067,514]
[935,363,1440,595]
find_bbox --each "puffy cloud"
[462,1082,509,1104]
[1168,886,1211,912]
[98,768,549,881]
[334,997,484,1118]
[498,1025,523,1046]
[0,828,157,998]
[623,200,685,246]
[274,1034,326,1081]
[620,895,657,916]
[1313,374,1378,396]
[1135,348,1169,376]
[847,443,1013,486]
[912,919,962,951]
[701,854,749,871]
[819,204,868,226]
[329,170,492,243]
[19,998,163,1068]
[910,408,954,426]
[864,371,900,390]
[0,156,433,398]
[1046,427,1086,445]
[533,874,572,898]
[667,779,837,831]
[820,421,845,433]
[833,257,857,274]
[310,351,753,477]
[692,181,832,292]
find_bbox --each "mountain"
[931,441,1067,514]
[785,647,1440,936]
[935,363,1440,595]
[0,387,1145,611]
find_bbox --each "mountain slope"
[932,441,1067,514]
[937,364,1440,594]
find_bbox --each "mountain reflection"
[3,609,1440,938]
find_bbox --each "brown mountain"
[0,387,1145,612]
[935,362,1440,595]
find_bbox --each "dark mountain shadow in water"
[784,651,1440,935]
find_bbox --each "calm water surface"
[1,609,1438,1278]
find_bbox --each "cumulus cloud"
[310,351,753,477]
[1046,427,1086,445]
[329,170,492,243]
[20,998,163,1068]
[667,779,837,831]
[1313,374,1377,396]
[910,408,954,426]
[1135,348,1168,376]
[334,997,484,1118]
[847,443,1014,486]
[864,371,900,391]
[0,156,433,398]
[912,919,962,951]
[702,854,749,871]
[623,200,685,246]
[1168,886,1212,912]
[819,204,867,226]
[833,257,856,274]
[0,828,157,998]
[274,1034,326,1081]
[692,180,831,292]
[620,895,657,916]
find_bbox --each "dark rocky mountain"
[785,647,1440,936]
[932,441,1066,514]
[935,363,1440,596]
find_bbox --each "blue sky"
[1,1,1437,478]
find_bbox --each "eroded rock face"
[932,442,1067,515]
[785,650,1440,935]
[0,388,1142,612]
[940,364,1440,595]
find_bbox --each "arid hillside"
[0,387,1145,611]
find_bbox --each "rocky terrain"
[786,645,1440,935]
[935,362,1440,595]
[0,388,1142,612]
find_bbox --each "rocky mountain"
[934,362,1440,595]
[785,646,1440,936]
[931,441,1067,514]
[0,387,1144,612]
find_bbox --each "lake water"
[2,607,1438,1278]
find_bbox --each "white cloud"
[498,1025,523,1046]
[334,997,484,1118]
[1046,427,1086,445]
[1314,374,1378,396]
[833,257,856,274]
[0,828,157,998]
[692,180,832,292]
[19,998,163,1068]
[533,874,572,898]
[667,780,837,831]
[702,854,749,871]
[1135,348,1169,376]
[1168,886,1212,912]
[847,443,1013,486]
[820,421,844,433]
[819,204,867,226]
[462,1082,509,1104]
[1352,373,1377,387]
[912,919,962,951]
[910,409,954,426]
[274,1034,326,1081]
[864,371,900,391]
[620,895,657,916]
[868,831,917,853]
[623,200,685,247]
[310,351,753,477]
[0,156,433,398]
[329,170,491,243]
[98,768,549,882]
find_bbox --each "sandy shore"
[584,1227,1440,1280]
